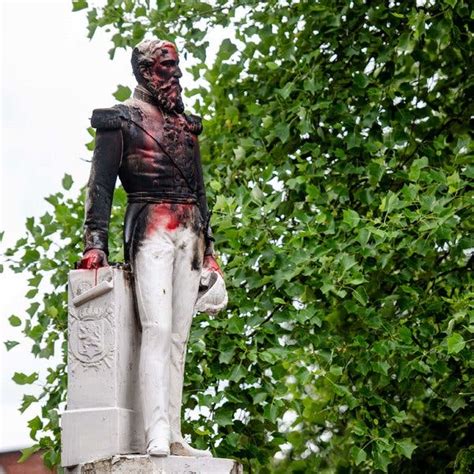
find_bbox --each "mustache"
[154,78,181,94]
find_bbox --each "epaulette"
[184,114,203,136]
[90,107,125,129]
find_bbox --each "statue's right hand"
[78,249,108,269]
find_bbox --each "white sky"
[0,0,202,452]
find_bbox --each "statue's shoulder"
[123,98,150,123]
[184,114,203,136]
[90,104,131,129]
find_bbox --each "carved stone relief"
[69,279,115,371]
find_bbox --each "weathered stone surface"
[62,268,145,467]
[65,454,243,474]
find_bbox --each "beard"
[145,77,184,114]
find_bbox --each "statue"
[78,39,227,458]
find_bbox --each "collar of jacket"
[133,85,160,107]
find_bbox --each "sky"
[0,0,204,452]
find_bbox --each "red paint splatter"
[145,203,195,237]
[203,255,223,276]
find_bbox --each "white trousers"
[133,210,204,450]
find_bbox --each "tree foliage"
[4,0,473,471]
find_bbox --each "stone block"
[62,267,145,467]
[65,454,243,474]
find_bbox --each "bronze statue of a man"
[78,39,224,457]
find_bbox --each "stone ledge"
[65,454,243,474]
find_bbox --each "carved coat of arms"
[69,285,115,370]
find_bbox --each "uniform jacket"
[83,91,213,262]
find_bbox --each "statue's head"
[131,39,184,113]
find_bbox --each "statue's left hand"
[203,254,223,276]
[78,249,108,269]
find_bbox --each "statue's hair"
[131,39,176,84]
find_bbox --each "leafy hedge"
[4,0,473,471]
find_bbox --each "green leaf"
[265,61,279,70]
[408,157,428,181]
[233,146,245,160]
[27,302,40,317]
[25,289,38,299]
[347,133,361,149]
[9,315,21,327]
[219,348,235,364]
[250,185,264,203]
[373,361,390,376]
[28,416,43,440]
[374,449,391,472]
[443,0,457,7]
[334,384,352,397]
[447,171,460,193]
[29,325,44,342]
[353,289,367,306]
[277,83,294,99]
[447,395,466,413]
[20,394,38,413]
[353,73,369,88]
[343,210,361,228]
[113,85,132,102]
[264,403,279,423]
[351,446,367,465]
[218,39,237,61]
[447,333,466,354]
[210,180,221,192]
[12,372,38,385]
[274,123,290,143]
[398,32,415,53]
[23,249,40,264]
[72,0,88,12]
[62,174,73,190]
[262,116,273,128]
[329,366,343,376]
[215,408,234,426]
[396,439,417,459]
[4,340,19,351]
[229,364,247,382]
[253,392,267,404]
[18,445,40,463]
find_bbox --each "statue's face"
[151,46,182,93]
[146,44,184,113]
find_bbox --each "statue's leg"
[134,229,175,456]
[168,226,212,457]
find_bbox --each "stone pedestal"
[65,455,243,474]
[61,267,145,467]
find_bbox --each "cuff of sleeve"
[84,231,109,256]
[204,241,214,256]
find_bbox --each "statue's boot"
[169,333,212,458]
[147,441,170,457]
